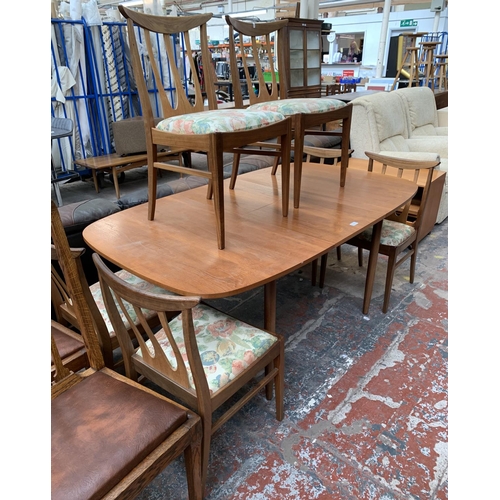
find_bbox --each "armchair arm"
[406,137,448,158]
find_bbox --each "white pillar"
[376,0,392,78]
[432,11,441,33]
[299,1,308,18]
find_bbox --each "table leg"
[362,220,383,315]
[264,280,277,332]
[264,280,277,400]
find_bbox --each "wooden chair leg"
[358,247,363,267]
[207,144,226,250]
[336,246,342,260]
[148,165,158,221]
[274,345,285,421]
[271,136,283,175]
[265,362,273,400]
[362,221,383,315]
[111,167,121,199]
[409,241,419,283]
[184,425,203,500]
[382,253,397,314]
[200,415,212,496]
[230,152,241,190]
[293,117,306,209]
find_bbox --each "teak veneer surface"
[84,159,416,300]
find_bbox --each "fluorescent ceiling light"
[121,0,144,6]
[229,9,268,18]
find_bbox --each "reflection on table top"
[83,159,417,301]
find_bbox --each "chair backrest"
[119,6,218,135]
[303,145,354,164]
[225,16,289,108]
[51,320,88,382]
[324,83,357,96]
[364,151,440,231]
[51,242,114,366]
[51,201,106,376]
[92,252,210,407]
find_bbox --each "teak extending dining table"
[83,159,417,329]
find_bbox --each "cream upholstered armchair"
[349,89,448,224]
[396,86,448,136]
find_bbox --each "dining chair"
[51,319,89,381]
[92,251,285,495]
[320,151,441,313]
[119,6,292,250]
[51,200,203,500]
[324,82,357,96]
[225,15,353,208]
[51,232,177,369]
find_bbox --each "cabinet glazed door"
[289,28,304,88]
[306,29,321,86]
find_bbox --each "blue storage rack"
[51,17,187,181]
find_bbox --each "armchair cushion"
[396,86,448,137]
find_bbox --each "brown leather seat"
[51,323,85,361]
[51,371,188,500]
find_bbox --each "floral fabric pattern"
[156,109,285,135]
[90,270,176,335]
[247,98,346,117]
[357,219,415,246]
[139,303,277,395]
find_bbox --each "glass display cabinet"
[279,18,324,98]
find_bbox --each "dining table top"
[83,159,417,320]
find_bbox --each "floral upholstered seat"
[156,109,285,135]
[355,219,415,247]
[246,97,346,117]
[140,303,278,394]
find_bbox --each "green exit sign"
[400,19,418,27]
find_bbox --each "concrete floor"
[54,162,448,499]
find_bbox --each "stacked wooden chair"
[51,201,203,500]
[92,249,285,495]
[225,15,353,208]
[119,6,292,249]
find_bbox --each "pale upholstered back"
[351,91,410,158]
[396,87,448,137]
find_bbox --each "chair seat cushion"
[156,109,285,134]
[90,270,176,335]
[247,98,346,116]
[52,370,187,500]
[139,303,278,395]
[51,324,84,361]
[357,219,415,246]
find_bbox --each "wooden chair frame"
[321,151,440,313]
[225,15,353,208]
[93,251,285,495]
[120,6,292,250]
[51,320,89,381]
[51,201,203,500]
